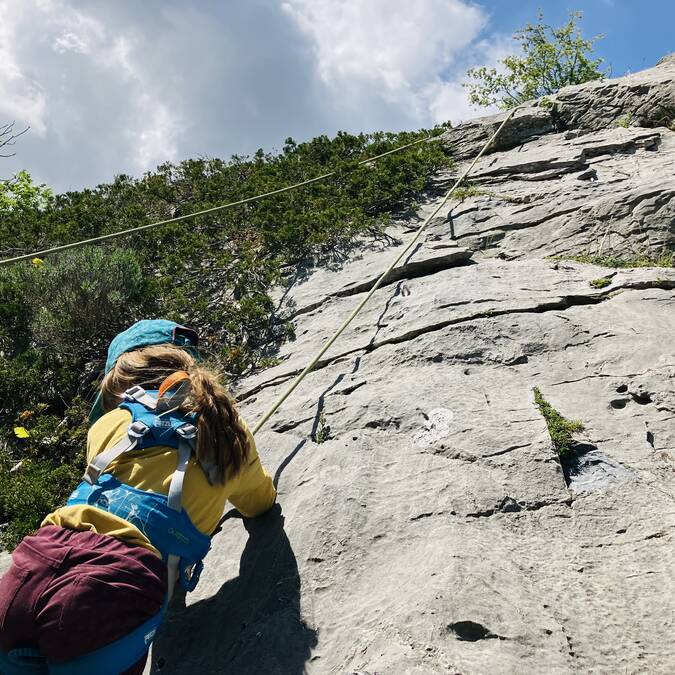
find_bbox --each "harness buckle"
[128,420,150,439]
[124,385,146,400]
[124,386,157,410]
[176,423,197,440]
[181,560,204,592]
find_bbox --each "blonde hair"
[100,344,249,484]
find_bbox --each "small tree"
[466,11,606,109]
[0,170,52,211]
[0,123,51,212]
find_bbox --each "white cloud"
[51,9,105,54]
[53,32,89,55]
[281,0,491,125]
[0,0,180,176]
[425,80,477,124]
[431,33,516,123]
[0,1,513,191]
[0,2,48,134]
[132,97,180,171]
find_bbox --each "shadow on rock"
[561,442,635,493]
[151,504,317,674]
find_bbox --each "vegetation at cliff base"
[466,11,606,109]
[0,128,451,548]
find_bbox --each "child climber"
[0,320,276,674]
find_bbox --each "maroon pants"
[0,526,167,674]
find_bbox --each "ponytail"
[187,366,249,483]
[100,344,250,484]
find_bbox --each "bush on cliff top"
[466,11,606,109]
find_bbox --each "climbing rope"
[252,107,518,436]
[0,136,437,267]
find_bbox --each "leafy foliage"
[0,398,88,549]
[466,11,606,109]
[0,457,84,550]
[9,248,146,358]
[0,127,451,546]
[0,170,52,212]
[590,277,612,288]
[533,387,584,457]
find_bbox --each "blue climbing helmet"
[89,319,200,424]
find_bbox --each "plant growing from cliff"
[316,412,331,444]
[615,113,633,128]
[533,387,584,457]
[466,11,606,109]
[453,182,518,203]
[551,252,674,268]
[590,277,612,288]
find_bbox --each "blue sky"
[1,0,673,192]
[487,1,674,77]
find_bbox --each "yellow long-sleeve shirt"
[43,408,276,556]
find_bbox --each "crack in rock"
[238,280,674,401]
[465,496,571,518]
[285,249,474,319]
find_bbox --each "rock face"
[152,60,675,674]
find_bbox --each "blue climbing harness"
[0,611,163,675]
[0,386,211,674]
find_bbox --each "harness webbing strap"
[168,437,192,512]
[84,387,160,484]
[82,388,200,599]
[124,385,158,410]
[167,554,181,600]
[83,432,140,485]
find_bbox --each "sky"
[1,0,673,193]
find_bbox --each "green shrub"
[0,396,88,548]
[25,248,146,359]
[0,247,146,357]
[0,350,80,422]
[0,455,83,550]
[615,114,633,128]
